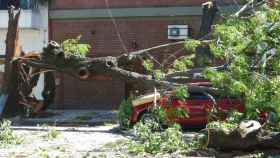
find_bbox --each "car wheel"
[140,113,162,130]
[141,113,157,124]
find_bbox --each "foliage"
[128,122,188,154]
[185,39,201,52]
[207,111,244,133]
[153,69,165,80]
[173,55,194,71]
[202,3,280,121]
[227,111,244,124]
[143,59,154,73]
[142,104,189,128]
[62,36,91,58]
[118,98,134,129]
[166,107,189,120]
[175,86,189,101]
[206,121,237,133]
[0,120,23,147]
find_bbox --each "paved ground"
[3,124,279,158]
[2,110,279,158]
[1,110,202,158]
[0,110,127,157]
[1,124,129,158]
[10,110,118,126]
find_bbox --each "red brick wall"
[51,0,233,9]
[51,16,201,57]
[54,74,125,109]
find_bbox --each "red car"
[130,91,245,127]
[129,80,248,127]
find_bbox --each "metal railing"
[0,0,39,10]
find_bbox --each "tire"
[141,113,157,125]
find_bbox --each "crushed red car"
[129,80,268,128]
[129,79,249,128]
[130,92,245,128]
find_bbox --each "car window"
[188,92,216,100]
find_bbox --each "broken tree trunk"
[3,7,22,90]
[1,7,45,117]
[0,7,23,117]
[206,120,280,151]
[195,1,218,66]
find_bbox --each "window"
[0,0,38,10]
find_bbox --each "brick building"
[48,0,235,109]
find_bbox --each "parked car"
[129,80,248,128]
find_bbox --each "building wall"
[54,74,125,109]
[51,16,201,57]
[50,0,233,9]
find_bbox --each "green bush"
[0,120,23,147]
[118,98,134,129]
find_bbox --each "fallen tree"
[2,0,280,152]
[0,1,222,117]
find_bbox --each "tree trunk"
[195,1,218,66]
[206,121,280,151]
[3,7,21,92]
[1,7,23,117]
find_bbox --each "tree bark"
[1,7,23,117]
[195,1,218,66]
[3,7,21,93]
[206,121,280,151]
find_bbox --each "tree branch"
[234,0,266,17]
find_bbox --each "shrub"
[0,120,23,147]
[118,98,134,129]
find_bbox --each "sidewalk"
[10,110,118,126]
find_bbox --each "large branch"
[234,0,266,17]
[165,64,228,81]
[24,51,220,95]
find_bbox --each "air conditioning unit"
[168,25,188,40]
